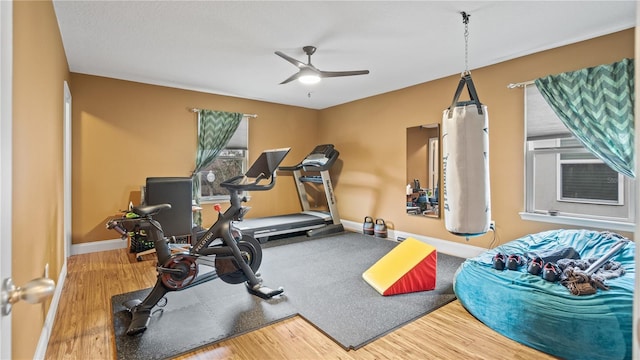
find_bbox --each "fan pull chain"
[461,11,470,75]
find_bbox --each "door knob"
[1,277,55,316]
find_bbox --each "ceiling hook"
[461,11,470,25]
[460,11,471,73]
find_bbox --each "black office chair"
[145,177,193,242]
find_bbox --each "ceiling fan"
[275,46,370,85]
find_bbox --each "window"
[198,149,247,199]
[523,85,634,230]
[197,117,248,201]
[557,139,623,205]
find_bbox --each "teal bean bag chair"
[454,229,634,360]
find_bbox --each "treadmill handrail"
[278,164,302,172]
[279,147,339,172]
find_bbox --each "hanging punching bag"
[442,74,491,236]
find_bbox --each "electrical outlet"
[490,221,496,231]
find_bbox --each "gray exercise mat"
[112,232,464,359]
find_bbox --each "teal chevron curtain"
[534,58,635,178]
[192,109,243,225]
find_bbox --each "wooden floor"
[45,247,558,360]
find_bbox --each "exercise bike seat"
[132,203,172,217]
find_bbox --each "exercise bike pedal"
[246,284,284,299]
[126,306,152,336]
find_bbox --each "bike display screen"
[245,147,291,179]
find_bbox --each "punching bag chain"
[461,11,470,75]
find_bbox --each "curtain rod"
[189,107,258,118]
[507,80,534,89]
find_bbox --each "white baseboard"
[71,237,127,255]
[33,259,67,360]
[341,219,486,258]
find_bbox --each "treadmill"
[236,144,344,243]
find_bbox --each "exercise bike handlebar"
[220,172,277,192]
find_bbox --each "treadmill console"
[301,144,338,170]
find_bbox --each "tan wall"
[318,29,634,247]
[12,1,70,358]
[72,29,634,248]
[70,74,319,243]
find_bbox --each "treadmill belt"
[237,213,327,231]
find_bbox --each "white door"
[428,137,439,192]
[0,1,13,357]
[64,82,72,258]
[634,3,639,358]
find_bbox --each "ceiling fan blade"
[276,46,369,85]
[275,51,306,69]
[279,72,301,85]
[319,70,370,78]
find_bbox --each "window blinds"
[225,116,248,149]
[525,84,571,141]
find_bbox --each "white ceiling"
[52,1,636,110]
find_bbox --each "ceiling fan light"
[299,73,321,84]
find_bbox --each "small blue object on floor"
[454,229,634,360]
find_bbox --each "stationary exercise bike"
[107,148,290,335]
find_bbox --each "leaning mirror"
[406,124,440,218]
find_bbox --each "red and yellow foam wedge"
[362,237,437,296]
